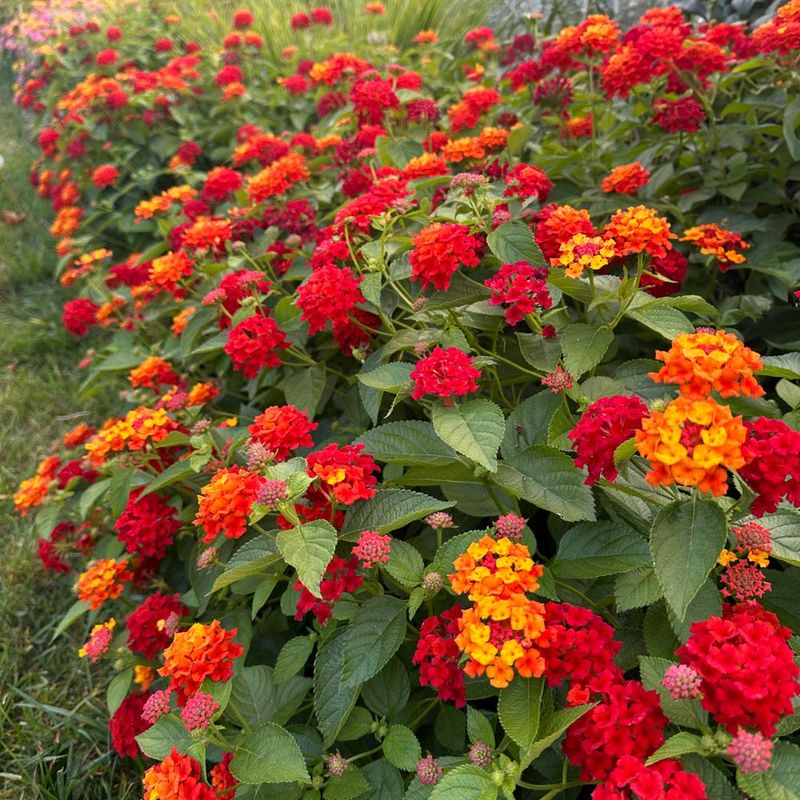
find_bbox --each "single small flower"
[495,514,525,539]
[732,521,772,554]
[353,530,391,568]
[327,753,349,777]
[542,365,573,393]
[727,729,773,774]
[78,619,116,663]
[425,512,454,529]
[468,741,493,768]
[416,754,443,786]
[142,689,172,725]
[662,664,702,700]
[721,560,772,602]
[181,691,220,732]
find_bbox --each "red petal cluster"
[410,346,481,402]
[412,606,466,708]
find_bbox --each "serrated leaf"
[341,596,407,688]
[230,722,310,784]
[275,636,315,684]
[639,655,708,728]
[356,421,459,467]
[432,400,505,472]
[315,634,360,747]
[213,537,282,592]
[559,324,613,378]
[277,520,337,597]
[358,363,414,392]
[362,759,405,800]
[650,498,727,621]
[325,766,371,800]
[522,703,595,765]
[626,304,693,340]
[646,732,703,765]
[737,742,800,800]
[552,521,648,578]
[229,666,275,729]
[428,765,497,800]
[136,715,194,760]
[280,364,326,417]
[466,706,495,748]
[497,676,544,752]
[615,566,663,612]
[761,353,800,379]
[362,659,410,718]
[384,540,424,587]
[486,221,544,266]
[341,489,454,538]
[494,445,595,522]
[251,575,280,618]
[383,725,421,771]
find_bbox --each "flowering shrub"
[7,1,800,799]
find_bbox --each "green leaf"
[229,666,275,729]
[497,676,544,752]
[752,509,800,566]
[559,324,613,378]
[428,765,498,800]
[251,575,281,618]
[362,659,410,719]
[324,766,371,800]
[639,656,708,728]
[108,466,135,518]
[625,304,693,340]
[650,498,727,621]
[384,540,424,588]
[230,722,310,784]
[358,363,414,392]
[784,97,800,161]
[646,732,703,765]
[615,566,663,612]
[141,460,196,495]
[516,332,561,372]
[551,521,648,578]
[501,392,563,457]
[525,703,594,764]
[212,537,282,592]
[341,489,454,538]
[362,759,404,800]
[486,221,545,266]
[356,421,459,467]
[315,634,361,747]
[275,636,315,684]
[280,364,326,418]
[683,755,738,800]
[432,530,488,574]
[53,600,90,638]
[341,596,407,688]
[737,742,800,800]
[494,445,596,522]
[466,705,495,748]
[136,715,194,760]
[760,353,800,379]
[277,520,337,598]
[383,725,422,771]
[432,399,505,472]
[107,669,134,715]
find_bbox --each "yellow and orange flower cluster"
[635,396,748,496]
[449,535,546,688]
[553,232,616,278]
[148,250,195,296]
[13,454,60,515]
[650,329,764,399]
[602,205,675,259]
[134,185,197,221]
[246,152,310,203]
[680,223,749,271]
[76,558,133,610]
[84,406,178,465]
[442,127,509,163]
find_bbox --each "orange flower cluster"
[186,381,219,407]
[76,558,133,610]
[635,397,748,496]
[170,306,196,335]
[450,535,546,689]
[602,205,674,259]
[13,455,60,515]
[142,748,216,800]
[84,407,179,465]
[442,127,509,163]
[129,356,179,392]
[246,152,310,202]
[553,232,616,278]
[158,620,244,702]
[50,205,82,237]
[149,251,195,296]
[193,466,263,543]
[181,216,233,253]
[134,185,197,221]
[680,224,749,272]
[60,248,113,286]
[63,422,95,449]
[601,162,650,194]
[404,152,448,179]
[650,330,764,399]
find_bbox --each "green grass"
[0,63,137,800]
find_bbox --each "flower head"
[248,405,317,461]
[681,224,749,271]
[601,162,650,194]
[411,347,481,403]
[662,664,702,700]
[553,233,616,278]
[142,689,172,725]
[416,755,443,786]
[76,559,132,610]
[353,530,391,568]
[181,692,220,732]
[78,619,116,662]
[194,466,264,543]
[740,418,800,516]
[409,223,482,291]
[727,729,773,774]
[485,262,552,325]
[307,443,379,504]
[126,592,188,659]
[602,206,674,259]
[224,313,288,378]
[142,749,216,800]
[412,606,466,706]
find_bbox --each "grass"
[0,62,137,800]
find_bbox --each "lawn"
[0,64,134,800]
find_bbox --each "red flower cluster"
[108,691,150,758]
[125,591,188,659]
[294,556,363,624]
[594,756,708,800]
[92,164,119,188]
[409,223,482,291]
[568,395,647,485]
[601,162,650,194]
[485,262,552,325]
[194,466,264,543]
[640,249,688,297]
[412,606,466,707]
[534,204,597,261]
[201,166,243,202]
[410,346,481,402]
[213,269,271,328]
[296,264,364,334]
[740,417,800,516]
[503,164,554,201]
[62,297,99,336]
[307,443,379,504]
[652,97,706,132]
[562,680,668,781]
[248,404,317,461]
[115,488,181,562]
[223,313,288,378]
[676,602,799,736]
